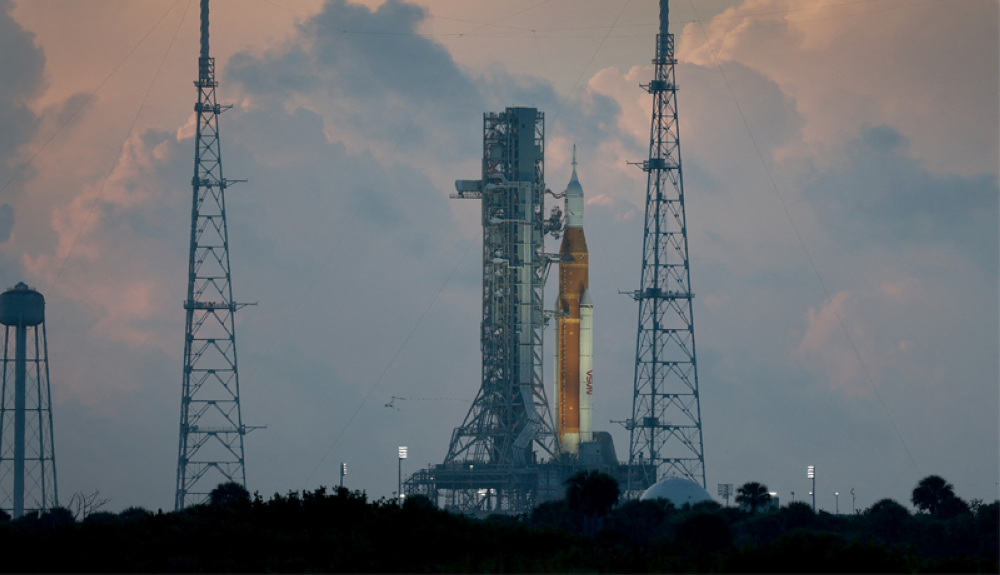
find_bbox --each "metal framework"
[624,0,706,495]
[175,0,253,510]
[0,284,57,518]
[432,107,560,512]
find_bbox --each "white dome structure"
[640,477,714,507]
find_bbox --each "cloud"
[0,203,12,244]
[801,125,999,267]
[0,0,45,168]
[226,0,483,160]
[792,290,875,397]
[879,278,917,303]
[0,0,47,289]
[586,194,614,206]
[676,0,999,177]
[1,0,995,513]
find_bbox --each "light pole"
[835,492,839,515]
[791,491,795,502]
[398,446,407,504]
[807,466,816,511]
[340,462,346,489]
[717,484,733,507]
[851,488,856,515]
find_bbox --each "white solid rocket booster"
[579,289,593,444]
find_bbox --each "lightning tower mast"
[176,0,252,509]
[625,0,706,495]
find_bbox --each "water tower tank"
[0,281,57,519]
[0,283,45,326]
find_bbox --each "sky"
[0,0,996,514]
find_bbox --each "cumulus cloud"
[0,203,12,244]
[0,0,46,288]
[0,0,44,168]
[1,0,995,512]
[676,0,999,177]
[801,124,999,267]
[792,290,878,397]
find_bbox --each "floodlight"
[807,465,815,478]
[399,446,408,459]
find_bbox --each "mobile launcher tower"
[405,109,639,513]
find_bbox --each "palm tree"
[735,481,771,513]
[910,475,956,516]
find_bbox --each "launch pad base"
[405,456,656,514]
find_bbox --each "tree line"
[0,472,995,572]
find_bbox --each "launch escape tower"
[623,0,706,496]
[176,0,255,510]
[0,283,57,518]
[405,108,563,512]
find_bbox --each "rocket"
[555,146,593,455]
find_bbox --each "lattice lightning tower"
[176,0,254,510]
[625,0,706,494]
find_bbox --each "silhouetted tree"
[911,475,956,517]
[736,481,771,513]
[781,501,815,530]
[866,498,910,540]
[675,512,732,555]
[937,494,972,519]
[564,470,620,535]
[564,470,620,517]
[67,488,111,520]
[119,506,152,522]
[210,481,250,509]
[39,506,75,530]
[603,499,672,546]
[403,493,435,511]
[82,511,118,525]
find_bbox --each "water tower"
[0,283,58,518]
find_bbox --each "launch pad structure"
[404,108,652,513]
[405,0,706,513]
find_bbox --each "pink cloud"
[21,127,184,355]
[586,194,614,206]
[793,291,875,397]
[675,0,998,177]
[880,279,918,302]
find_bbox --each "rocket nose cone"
[565,164,584,227]
[581,289,593,307]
